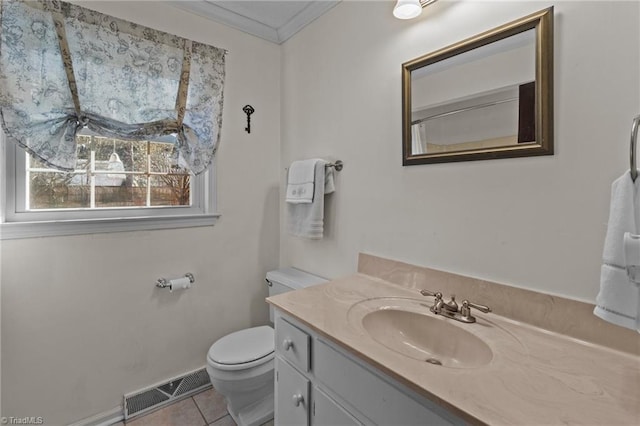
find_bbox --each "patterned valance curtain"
[0,0,225,175]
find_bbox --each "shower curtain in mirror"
[0,0,226,175]
[411,124,426,155]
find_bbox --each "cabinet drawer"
[312,387,361,426]
[276,357,310,426]
[314,339,458,426]
[276,317,311,372]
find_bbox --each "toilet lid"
[208,326,274,365]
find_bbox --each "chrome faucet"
[420,289,491,323]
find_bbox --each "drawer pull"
[283,339,294,351]
[292,393,304,407]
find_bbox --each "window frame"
[0,133,219,240]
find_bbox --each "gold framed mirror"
[402,7,553,165]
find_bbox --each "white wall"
[0,1,280,424]
[280,1,640,303]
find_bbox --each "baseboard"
[67,406,123,426]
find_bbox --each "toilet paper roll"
[169,277,192,292]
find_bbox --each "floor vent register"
[124,367,211,420]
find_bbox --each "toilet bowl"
[206,268,327,426]
[207,326,275,426]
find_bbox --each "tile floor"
[114,387,274,426]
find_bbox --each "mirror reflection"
[411,30,535,155]
[402,8,553,165]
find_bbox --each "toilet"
[206,268,327,426]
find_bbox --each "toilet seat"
[207,326,274,371]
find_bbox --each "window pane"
[130,140,149,172]
[91,137,129,182]
[150,175,191,206]
[29,155,50,169]
[76,135,92,162]
[95,183,147,208]
[25,135,191,210]
[92,137,117,162]
[30,140,89,170]
[29,172,89,209]
[149,141,187,173]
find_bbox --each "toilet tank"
[266,268,327,322]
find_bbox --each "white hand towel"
[594,172,640,330]
[286,159,321,204]
[287,160,334,239]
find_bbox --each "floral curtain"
[0,0,225,175]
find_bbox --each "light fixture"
[393,0,438,20]
[393,0,422,19]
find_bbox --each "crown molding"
[169,1,340,44]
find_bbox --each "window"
[27,133,192,210]
[1,131,218,240]
[0,1,225,239]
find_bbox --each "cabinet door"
[312,387,361,426]
[314,340,458,425]
[276,357,310,426]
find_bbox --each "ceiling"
[169,1,341,44]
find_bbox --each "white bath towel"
[286,159,320,204]
[287,160,335,239]
[594,172,640,330]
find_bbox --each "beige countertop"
[267,273,640,426]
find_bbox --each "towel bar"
[631,115,640,181]
[285,160,343,172]
[325,160,343,171]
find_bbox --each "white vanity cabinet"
[274,311,463,426]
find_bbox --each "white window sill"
[0,213,220,240]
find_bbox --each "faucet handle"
[420,289,442,300]
[465,300,491,313]
[460,300,492,323]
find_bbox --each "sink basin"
[361,308,493,368]
[346,297,510,368]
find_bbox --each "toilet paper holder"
[156,273,195,289]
